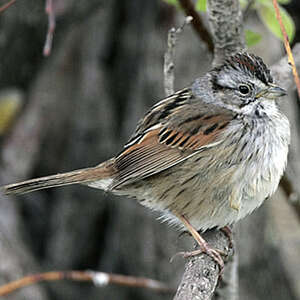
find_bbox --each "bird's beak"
[255,84,287,100]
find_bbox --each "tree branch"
[0,0,16,13]
[173,230,234,300]
[0,270,173,296]
[178,0,214,52]
[207,0,245,66]
[43,0,56,56]
[164,16,193,97]
[243,0,255,21]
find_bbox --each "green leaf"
[196,0,207,11]
[245,29,262,46]
[258,2,295,42]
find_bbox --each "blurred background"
[0,0,300,299]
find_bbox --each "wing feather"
[114,130,189,187]
[112,88,234,188]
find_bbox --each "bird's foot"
[176,214,225,273]
[181,243,225,273]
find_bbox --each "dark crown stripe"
[223,53,273,85]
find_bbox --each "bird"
[1,52,290,268]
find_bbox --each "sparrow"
[2,52,290,268]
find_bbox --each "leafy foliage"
[257,1,294,41]
[196,0,207,12]
[245,29,262,46]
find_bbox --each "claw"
[176,214,226,274]
[172,247,224,274]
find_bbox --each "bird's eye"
[238,84,250,95]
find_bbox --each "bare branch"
[173,230,234,300]
[178,0,214,52]
[43,0,56,56]
[0,0,16,13]
[0,270,173,296]
[164,16,193,97]
[243,0,255,21]
[207,0,245,66]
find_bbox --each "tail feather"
[2,161,115,195]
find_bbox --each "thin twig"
[164,16,193,96]
[272,0,300,99]
[0,270,173,296]
[243,0,255,21]
[43,0,56,56]
[178,0,214,52]
[0,0,16,13]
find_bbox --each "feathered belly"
[116,116,290,231]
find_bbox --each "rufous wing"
[112,111,232,188]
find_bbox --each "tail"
[2,160,116,195]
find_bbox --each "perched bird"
[2,53,290,267]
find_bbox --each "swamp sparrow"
[2,53,290,267]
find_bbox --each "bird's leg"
[178,214,224,272]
